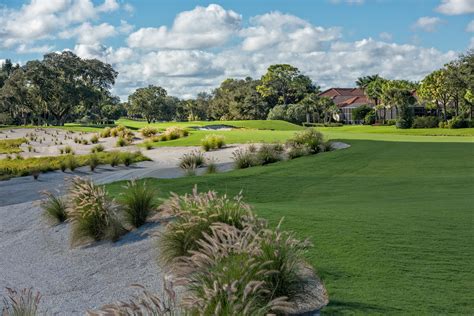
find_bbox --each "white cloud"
[436,0,474,15]
[240,12,341,52]
[413,16,443,32]
[379,32,393,41]
[466,20,474,32]
[118,20,134,34]
[60,22,117,45]
[16,43,55,54]
[123,3,134,14]
[127,4,241,50]
[0,0,120,50]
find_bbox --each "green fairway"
[107,138,474,315]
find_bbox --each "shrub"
[64,145,73,154]
[364,110,376,125]
[91,144,105,153]
[232,148,258,169]
[32,169,40,180]
[140,126,158,138]
[396,103,413,129]
[386,119,397,126]
[412,116,439,128]
[90,134,99,144]
[286,129,324,154]
[256,144,282,165]
[201,134,225,151]
[89,153,99,171]
[352,105,372,123]
[287,144,310,159]
[60,160,67,172]
[119,180,158,228]
[67,177,125,246]
[178,150,205,171]
[66,154,77,171]
[159,188,254,265]
[447,116,469,129]
[41,190,68,224]
[116,137,128,147]
[1,288,41,316]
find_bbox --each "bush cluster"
[152,126,189,142]
[233,143,284,169]
[412,116,439,128]
[178,150,206,175]
[140,126,158,138]
[201,134,225,151]
[101,125,134,140]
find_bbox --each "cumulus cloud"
[240,12,341,52]
[436,0,474,15]
[59,22,117,44]
[379,32,393,41]
[0,0,120,50]
[413,16,443,32]
[127,4,241,50]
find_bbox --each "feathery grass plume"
[120,180,158,228]
[201,134,225,151]
[87,280,180,316]
[178,150,205,170]
[174,223,290,315]
[286,128,325,154]
[160,126,188,141]
[287,144,310,159]
[116,137,128,147]
[65,145,75,154]
[89,153,99,171]
[1,287,41,316]
[40,190,68,224]
[159,187,254,265]
[121,152,134,167]
[140,126,158,138]
[232,148,258,169]
[256,143,283,165]
[100,127,112,138]
[67,177,126,246]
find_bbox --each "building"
[319,87,424,124]
[318,88,373,123]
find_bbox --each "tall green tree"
[418,69,452,121]
[257,64,316,106]
[356,74,380,89]
[127,85,168,123]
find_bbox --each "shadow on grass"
[322,299,400,315]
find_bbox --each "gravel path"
[0,200,165,314]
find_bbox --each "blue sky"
[0,0,473,99]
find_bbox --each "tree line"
[1,50,472,127]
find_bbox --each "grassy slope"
[107,139,474,315]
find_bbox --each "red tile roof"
[319,88,374,108]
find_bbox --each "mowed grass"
[107,139,474,314]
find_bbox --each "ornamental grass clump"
[140,126,158,138]
[178,150,205,171]
[40,190,68,225]
[256,143,283,165]
[286,128,325,154]
[160,126,188,141]
[201,134,225,151]
[89,153,99,171]
[173,223,292,315]
[120,180,158,228]
[159,188,254,265]
[232,148,258,169]
[67,177,125,246]
[1,287,41,316]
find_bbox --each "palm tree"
[356,74,380,89]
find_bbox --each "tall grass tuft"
[205,157,218,174]
[140,126,158,138]
[256,144,283,165]
[67,177,126,246]
[201,134,225,151]
[159,187,254,265]
[66,154,77,171]
[1,287,41,316]
[40,190,68,224]
[120,180,158,228]
[178,151,205,173]
[232,148,258,169]
[286,128,325,154]
[89,153,99,171]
